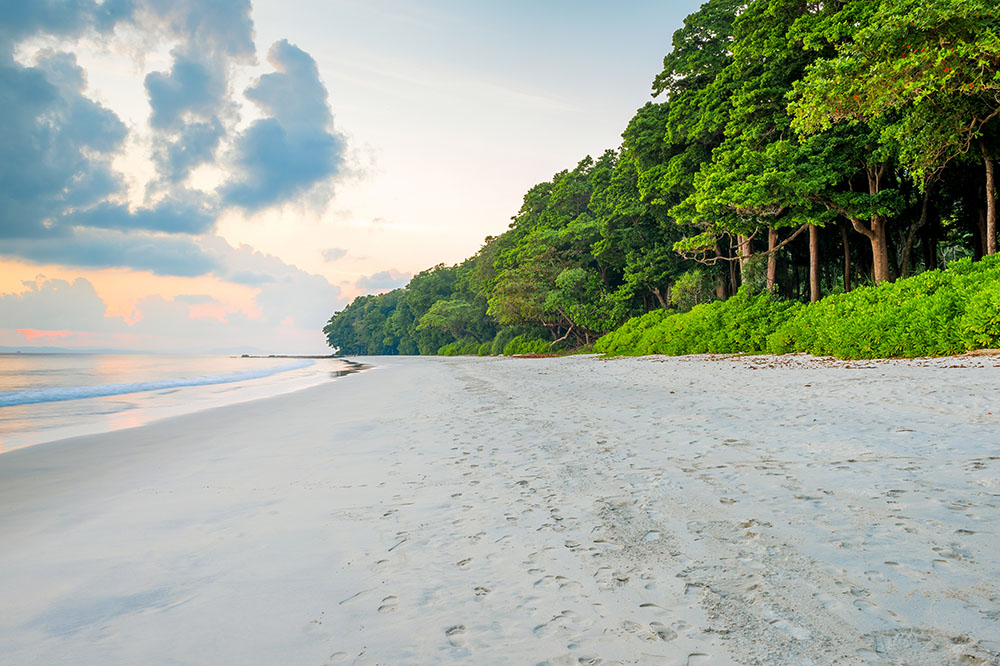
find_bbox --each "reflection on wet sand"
[0,356,367,454]
[331,360,369,378]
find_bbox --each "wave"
[0,360,314,408]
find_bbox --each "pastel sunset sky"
[0,0,702,353]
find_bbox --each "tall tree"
[792,0,1000,254]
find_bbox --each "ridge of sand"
[0,355,998,665]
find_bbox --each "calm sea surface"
[0,353,351,453]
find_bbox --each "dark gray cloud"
[0,0,134,49]
[142,0,254,187]
[60,194,217,234]
[146,53,226,128]
[143,0,254,58]
[354,270,412,292]
[222,40,347,211]
[0,3,137,238]
[2,229,218,277]
[154,119,226,184]
[0,50,127,238]
[0,1,350,286]
[322,247,348,262]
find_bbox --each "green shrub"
[477,342,494,356]
[490,328,523,356]
[436,338,481,356]
[598,254,1000,360]
[503,334,551,355]
[593,308,673,355]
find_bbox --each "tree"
[792,0,1000,254]
[417,299,483,342]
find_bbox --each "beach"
[1,354,999,665]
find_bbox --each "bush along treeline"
[325,0,1000,359]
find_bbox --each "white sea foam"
[0,360,313,407]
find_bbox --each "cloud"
[322,247,348,262]
[0,1,133,48]
[2,229,219,277]
[0,49,127,238]
[0,0,353,336]
[0,239,349,352]
[222,40,347,211]
[141,0,255,58]
[0,277,126,332]
[60,193,218,234]
[227,271,274,286]
[354,269,411,292]
[203,237,346,329]
[173,294,218,305]
[141,0,255,187]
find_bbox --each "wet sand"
[1,354,998,665]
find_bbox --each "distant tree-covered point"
[325,0,1000,358]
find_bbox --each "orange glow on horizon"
[0,259,263,322]
[16,329,99,342]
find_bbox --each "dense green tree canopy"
[325,0,999,356]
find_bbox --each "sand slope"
[1,354,998,665]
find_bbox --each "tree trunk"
[849,217,890,284]
[766,227,778,292]
[901,188,931,279]
[983,141,997,255]
[871,217,891,283]
[714,242,731,299]
[847,167,893,284]
[736,234,752,287]
[840,224,851,292]
[651,287,668,309]
[809,225,821,302]
[923,222,937,271]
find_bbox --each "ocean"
[0,353,353,453]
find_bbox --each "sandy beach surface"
[1,354,999,665]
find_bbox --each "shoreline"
[1,355,998,664]
[0,356,368,456]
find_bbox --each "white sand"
[1,354,999,665]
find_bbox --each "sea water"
[0,353,352,453]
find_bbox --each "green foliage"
[325,0,999,357]
[503,335,551,356]
[669,268,716,312]
[417,299,483,342]
[489,327,523,355]
[593,309,674,355]
[599,256,1000,359]
[791,0,1000,182]
[599,288,800,356]
[437,339,481,356]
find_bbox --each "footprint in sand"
[474,586,491,599]
[649,622,678,642]
[444,624,466,646]
[377,595,398,614]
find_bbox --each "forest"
[324,0,1000,359]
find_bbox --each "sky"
[0,0,704,353]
